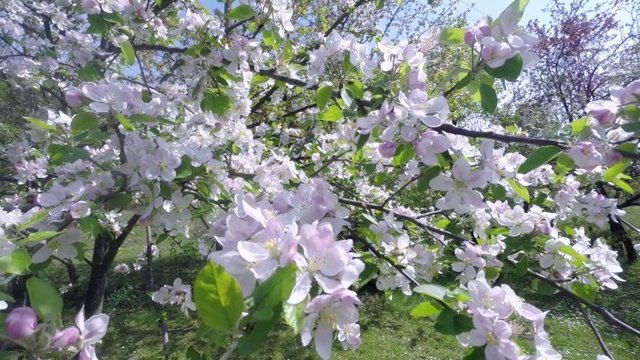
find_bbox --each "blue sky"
[461,0,632,25]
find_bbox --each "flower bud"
[5,307,38,340]
[378,142,397,158]
[464,29,478,45]
[64,91,84,108]
[52,327,80,349]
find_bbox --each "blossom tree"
[1,0,640,359]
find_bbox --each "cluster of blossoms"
[539,229,624,290]
[151,278,196,317]
[463,7,539,68]
[371,212,442,294]
[568,80,640,171]
[4,306,108,360]
[458,272,560,360]
[207,179,364,359]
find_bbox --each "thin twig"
[575,299,614,359]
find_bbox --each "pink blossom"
[481,41,512,68]
[378,142,396,158]
[568,141,603,170]
[52,327,80,349]
[5,307,37,340]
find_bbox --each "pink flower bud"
[378,142,397,158]
[464,29,478,45]
[478,24,492,37]
[52,327,80,349]
[5,307,38,340]
[407,69,426,91]
[64,91,84,108]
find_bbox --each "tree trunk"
[83,214,141,317]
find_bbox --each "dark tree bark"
[83,215,140,317]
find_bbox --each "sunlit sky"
[462,0,633,25]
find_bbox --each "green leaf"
[0,249,31,275]
[346,81,364,99]
[23,231,62,245]
[78,63,101,81]
[120,41,135,67]
[71,113,99,134]
[356,133,370,151]
[113,112,135,131]
[555,154,574,174]
[439,27,465,45]
[185,346,202,360]
[316,86,333,111]
[434,308,473,335]
[570,117,590,136]
[48,145,89,165]
[237,305,282,356]
[251,264,297,312]
[491,184,507,200]
[17,209,49,231]
[603,159,630,182]
[571,282,597,302]
[484,55,523,81]
[413,283,447,302]
[129,114,159,123]
[175,156,193,181]
[410,300,443,318]
[26,277,63,322]
[507,178,530,202]
[517,146,563,174]
[79,216,101,238]
[282,40,293,62]
[417,166,442,192]
[612,177,634,194]
[201,93,231,117]
[463,346,486,360]
[558,245,588,266]
[479,83,497,113]
[262,29,278,50]
[532,279,557,296]
[621,122,640,134]
[225,4,256,21]
[318,105,343,121]
[0,291,15,304]
[283,299,307,334]
[23,117,58,133]
[87,14,108,35]
[500,0,530,23]
[392,143,415,167]
[106,193,131,210]
[194,262,244,331]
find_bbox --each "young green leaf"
[479,83,497,113]
[517,146,563,174]
[120,41,135,67]
[484,55,523,81]
[26,277,63,322]
[316,85,333,111]
[318,105,343,121]
[439,27,465,45]
[194,262,244,331]
[225,4,257,21]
